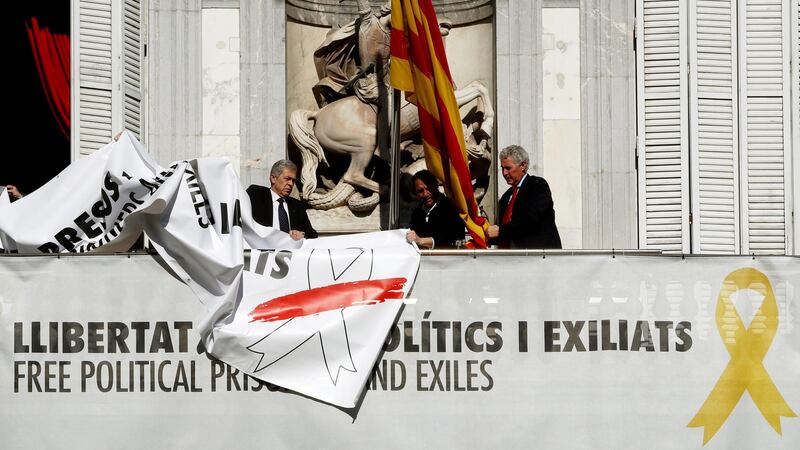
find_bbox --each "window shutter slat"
[638,0,691,253]
[690,0,740,253]
[739,0,790,254]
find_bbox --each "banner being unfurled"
[0,132,420,407]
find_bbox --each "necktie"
[501,186,518,225]
[277,198,290,232]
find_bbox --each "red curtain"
[26,17,70,140]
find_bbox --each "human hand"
[487,224,499,239]
[6,185,23,200]
[406,230,419,244]
[289,230,305,240]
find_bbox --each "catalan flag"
[389,0,489,248]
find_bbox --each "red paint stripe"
[248,278,407,323]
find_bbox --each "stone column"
[580,0,637,248]
[495,0,543,201]
[496,0,544,227]
[147,0,203,164]
[239,0,285,189]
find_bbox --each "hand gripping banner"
[688,268,797,444]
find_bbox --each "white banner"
[0,132,419,407]
[0,188,9,210]
[1,254,798,448]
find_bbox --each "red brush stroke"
[249,278,407,323]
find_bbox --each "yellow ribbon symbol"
[688,268,796,444]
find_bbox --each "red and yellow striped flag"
[389,0,489,248]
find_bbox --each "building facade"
[70,0,799,254]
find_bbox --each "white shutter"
[121,0,144,141]
[689,0,740,253]
[73,0,114,158]
[637,0,690,253]
[72,0,145,159]
[738,0,790,254]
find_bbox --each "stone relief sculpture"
[399,103,493,204]
[288,0,494,213]
[311,1,391,109]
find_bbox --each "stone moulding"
[287,0,493,27]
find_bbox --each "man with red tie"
[487,145,562,249]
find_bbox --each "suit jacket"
[496,174,562,249]
[408,195,465,248]
[246,185,318,238]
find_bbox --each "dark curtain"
[1,4,70,196]
[27,17,71,141]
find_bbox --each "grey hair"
[499,145,529,166]
[270,159,297,178]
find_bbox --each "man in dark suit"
[246,159,318,240]
[487,145,561,249]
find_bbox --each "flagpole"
[389,88,402,229]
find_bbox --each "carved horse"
[289,80,494,211]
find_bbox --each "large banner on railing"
[1,253,798,448]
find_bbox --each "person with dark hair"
[406,170,465,249]
[246,159,318,240]
[487,145,562,249]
